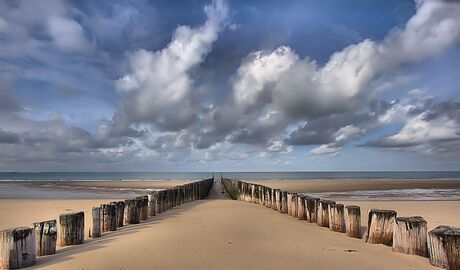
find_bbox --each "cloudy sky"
[0,0,459,172]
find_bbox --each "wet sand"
[249,179,460,193]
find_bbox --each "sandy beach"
[1,179,459,269]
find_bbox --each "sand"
[2,180,458,269]
[0,199,117,232]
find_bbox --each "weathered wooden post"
[297,195,306,220]
[288,193,295,217]
[101,203,117,232]
[365,209,397,246]
[281,191,288,214]
[124,199,140,225]
[317,200,335,227]
[156,190,163,214]
[275,189,281,212]
[0,227,36,269]
[444,227,460,269]
[32,220,57,256]
[259,185,264,205]
[138,196,148,220]
[113,201,125,228]
[172,187,177,206]
[246,183,251,203]
[305,196,320,223]
[392,216,427,257]
[292,193,299,218]
[59,211,84,246]
[268,188,272,209]
[345,205,361,238]
[271,188,276,209]
[261,186,266,206]
[328,204,345,233]
[166,189,171,210]
[287,193,293,216]
[92,207,101,238]
[428,225,460,269]
[148,192,157,217]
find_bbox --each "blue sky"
[0,0,459,171]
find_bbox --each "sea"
[0,171,460,200]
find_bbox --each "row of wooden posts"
[0,179,214,269]
[221,179,460,270]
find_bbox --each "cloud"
[268,0,460,120]
[116,0,229,131]
[0,129,20,144]
[1,0,460,170]
[216,0,460,157]
[309,124,364,156]
[309,144,342,156]
[0,78,22,113]
[232,46,297,111]
[47,17,92,52]
[363,100,460,160]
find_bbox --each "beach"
[0,179,459,269]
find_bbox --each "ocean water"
[307,188,460,201]
[1,171,459,199]
[1,171,460,181]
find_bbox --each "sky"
[0,0,460,172]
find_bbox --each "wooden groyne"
[0,178,214,269]
[221,178,460,270]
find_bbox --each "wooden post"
[428,225,460,269]
[287,193,293,216]
[59,211,84,247]
[292,193,299,218]
[124,199,140,225]
[444,228,460,270]
[101,203,117,232]
[148,192,157,217]
[275,190,281,212]
[392,216,428,257]
[265,186,269,206]
[156,191,163,214]
[138,196,148,220]
[305,196,319,223]
[113,201,125,228]
[259,186,263,205]
[288,193,295,217]
[365,209,397,246]
[281,191,288,214]
[328,204,345,233]
[345,205,361,238]
[297,195,306,220]
[92,207,101,238]
[317,200,335,227]
[32,220,57,256]
[0,227,36,269]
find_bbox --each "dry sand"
[2,180,458,269]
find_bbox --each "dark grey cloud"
[0,79,22,113]
[0,129,20,144]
